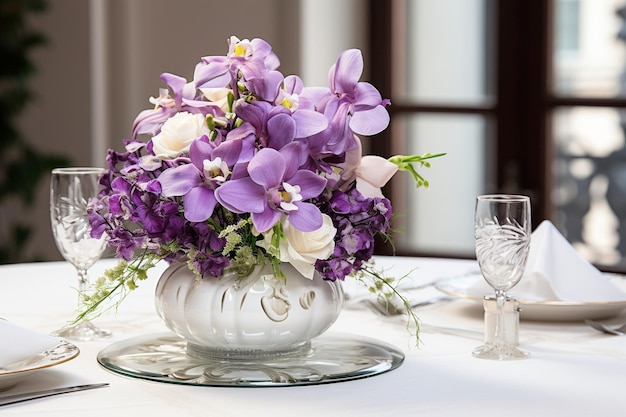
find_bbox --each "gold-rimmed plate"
[0,340,80,391]
[436,275,626,321]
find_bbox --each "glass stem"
[77,268,89,300]
[494,290,507,348]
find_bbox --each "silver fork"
[585,320,626,336]
[363,295,454,316]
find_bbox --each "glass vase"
[154,261,344,359]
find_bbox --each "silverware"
[419,323,484,340]
[363,296,454,316]
[0,383,109,407]
[586,320,626,336]
[364,296,483,340]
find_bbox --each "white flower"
[149,88,175,108]
[355,155,398,198]
[279,182,303,211]
[203,157,229,182]
[258,214,336,279]
[151,112,212,159]
[339,138,398,198]
[199,87,232,113]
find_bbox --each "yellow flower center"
[234,44,246,57]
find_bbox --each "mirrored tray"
[97,332,404,387]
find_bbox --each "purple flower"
[132,73,224,140]
[194,36,281,100]
[86,36,417,290]
[157,136,242,222]
[327,49,390,136]
[215,143,327,232]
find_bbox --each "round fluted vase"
[154,261,344,359]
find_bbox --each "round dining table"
[1,256,625,416]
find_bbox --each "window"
[369,0,626,272]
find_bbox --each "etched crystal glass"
[50,167,110,341]
[473,194,531,360]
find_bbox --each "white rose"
[151,112,212,159]
[199,87,232,113]
[259,214,336,279]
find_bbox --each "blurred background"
[2,0,626,274]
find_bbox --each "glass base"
[97,332,404,387]
[472,343,530,360]
[53,321,112,342]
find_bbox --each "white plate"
[435,275,626,322]
[0,340,80,391]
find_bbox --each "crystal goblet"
[50,167,111,341]
[473,194,531,360]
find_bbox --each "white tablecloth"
[1,256,625,416]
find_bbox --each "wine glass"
[50,167,111,341]
[473,194,531,360]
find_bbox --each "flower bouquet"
[81,36,442,337]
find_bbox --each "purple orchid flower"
[235,96,328,151]
[327,49,390,136]
[157,136,242,222]
[132,73,224,139]
[194,37,280,97]
[214,143,327,233]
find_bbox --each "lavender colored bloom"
[215,143,326,233]
[195,36,280,99]
[313,187,392,281]
[157,136,242,222]
[132,73,224,140]
[86,36,424,291]
[327,49,390,136]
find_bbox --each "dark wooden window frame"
[368,0,626,268]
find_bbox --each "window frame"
[368,0,626,272]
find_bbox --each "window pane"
[552,106,626,268]
[390,114,491,256]
[553,0,626,97]
[394,0,493,105]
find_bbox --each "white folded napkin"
[0,320,62,369]
[506,220,625,302]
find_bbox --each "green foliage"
[388,152,447,189]
[0,0,71,263]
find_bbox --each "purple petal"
[248,70,284,101]
[330,49,363,94]
[194,58,229,87]
[251,209,281,233]
[292,109,328,138]
[251,38,280,70]
[287,202,323,232]
[214,178,266,213]
[247,148,285,189]
[288,170,327,199]
[283,75,303,94]
[353,82,384,108]
[158,164,201,196]
[267,113,295,150]
[183,187,217,222]
[213,139,243,167]
[300,87,332,112]
[189,139,215,170]
[349,106,390,136]
[161,73,187,96]
[131,108,172,138]
[279,142,307,179]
